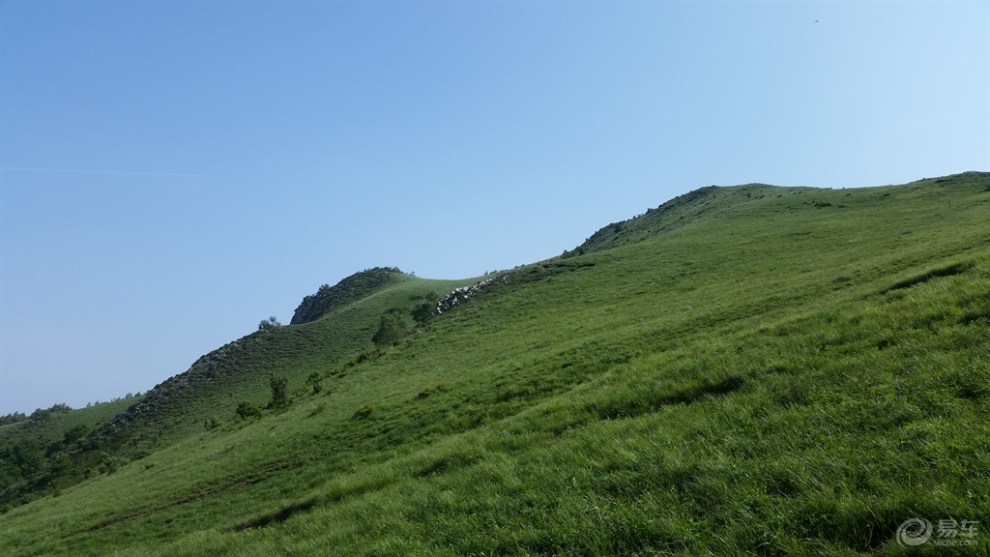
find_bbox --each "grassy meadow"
[0,173,987,556]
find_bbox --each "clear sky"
[1,1,987,414]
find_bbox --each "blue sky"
[1,1,988,414]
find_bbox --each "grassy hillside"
[0,396,143,502]
[0,270,470,508]
[1,172,987,556]
[88,269,470,446]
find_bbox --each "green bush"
[410,290,440,325]
[351,404,375,420]
[306,373,322,395]
[267,375,289,409]
[235,402,262,420]
[372,309,409,346]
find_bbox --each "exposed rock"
[433,261,594,317]
[433,278,497,316]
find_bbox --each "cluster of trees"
[0,412,28,426]
[257,316,282,332]
[0,394,155,511]
[83,392,142,408]
[372,290,440,348]
[0,412,99,510]
[2,395,147,428]
[0,403,73,427]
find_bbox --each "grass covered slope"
[0,269,470,508]
[1,173,987,556]
[91,269,469,445]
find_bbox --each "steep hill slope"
[90,268,467,446]
[1,172,987,556]
[0,269,471,508]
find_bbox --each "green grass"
[1,172,987,556]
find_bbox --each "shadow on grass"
[594,375,746,420]
[232,498,318,531]
[885,262,971,292]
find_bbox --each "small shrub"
[411,290,440,324]
[373,309,409,346]
[308,402,326,417]
[416,383,449,399]
[352,404,375,420]
[100,453,119,475]
[306,372,323,395]
[268,375,289,409]
[235,402,262,420]
[62,424,89,444]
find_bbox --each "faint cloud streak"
[0,166,209,178]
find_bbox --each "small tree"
[268,375,289,409]
[28,408,52,425]
[12,445,44,475]
[372,309,408,346]
[101,452,119,475]
[258,316,281,332]
[352,404,375,420]
[235,402,262,420]
[306,372,323,395]
[411,290,440,324]
[62,424,89,445]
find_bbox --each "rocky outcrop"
[433,261,595,317]
[434,278,497,316]
[93,338,248,438]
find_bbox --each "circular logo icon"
[897,518,933,547]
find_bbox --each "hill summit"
[290,267,405,325]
